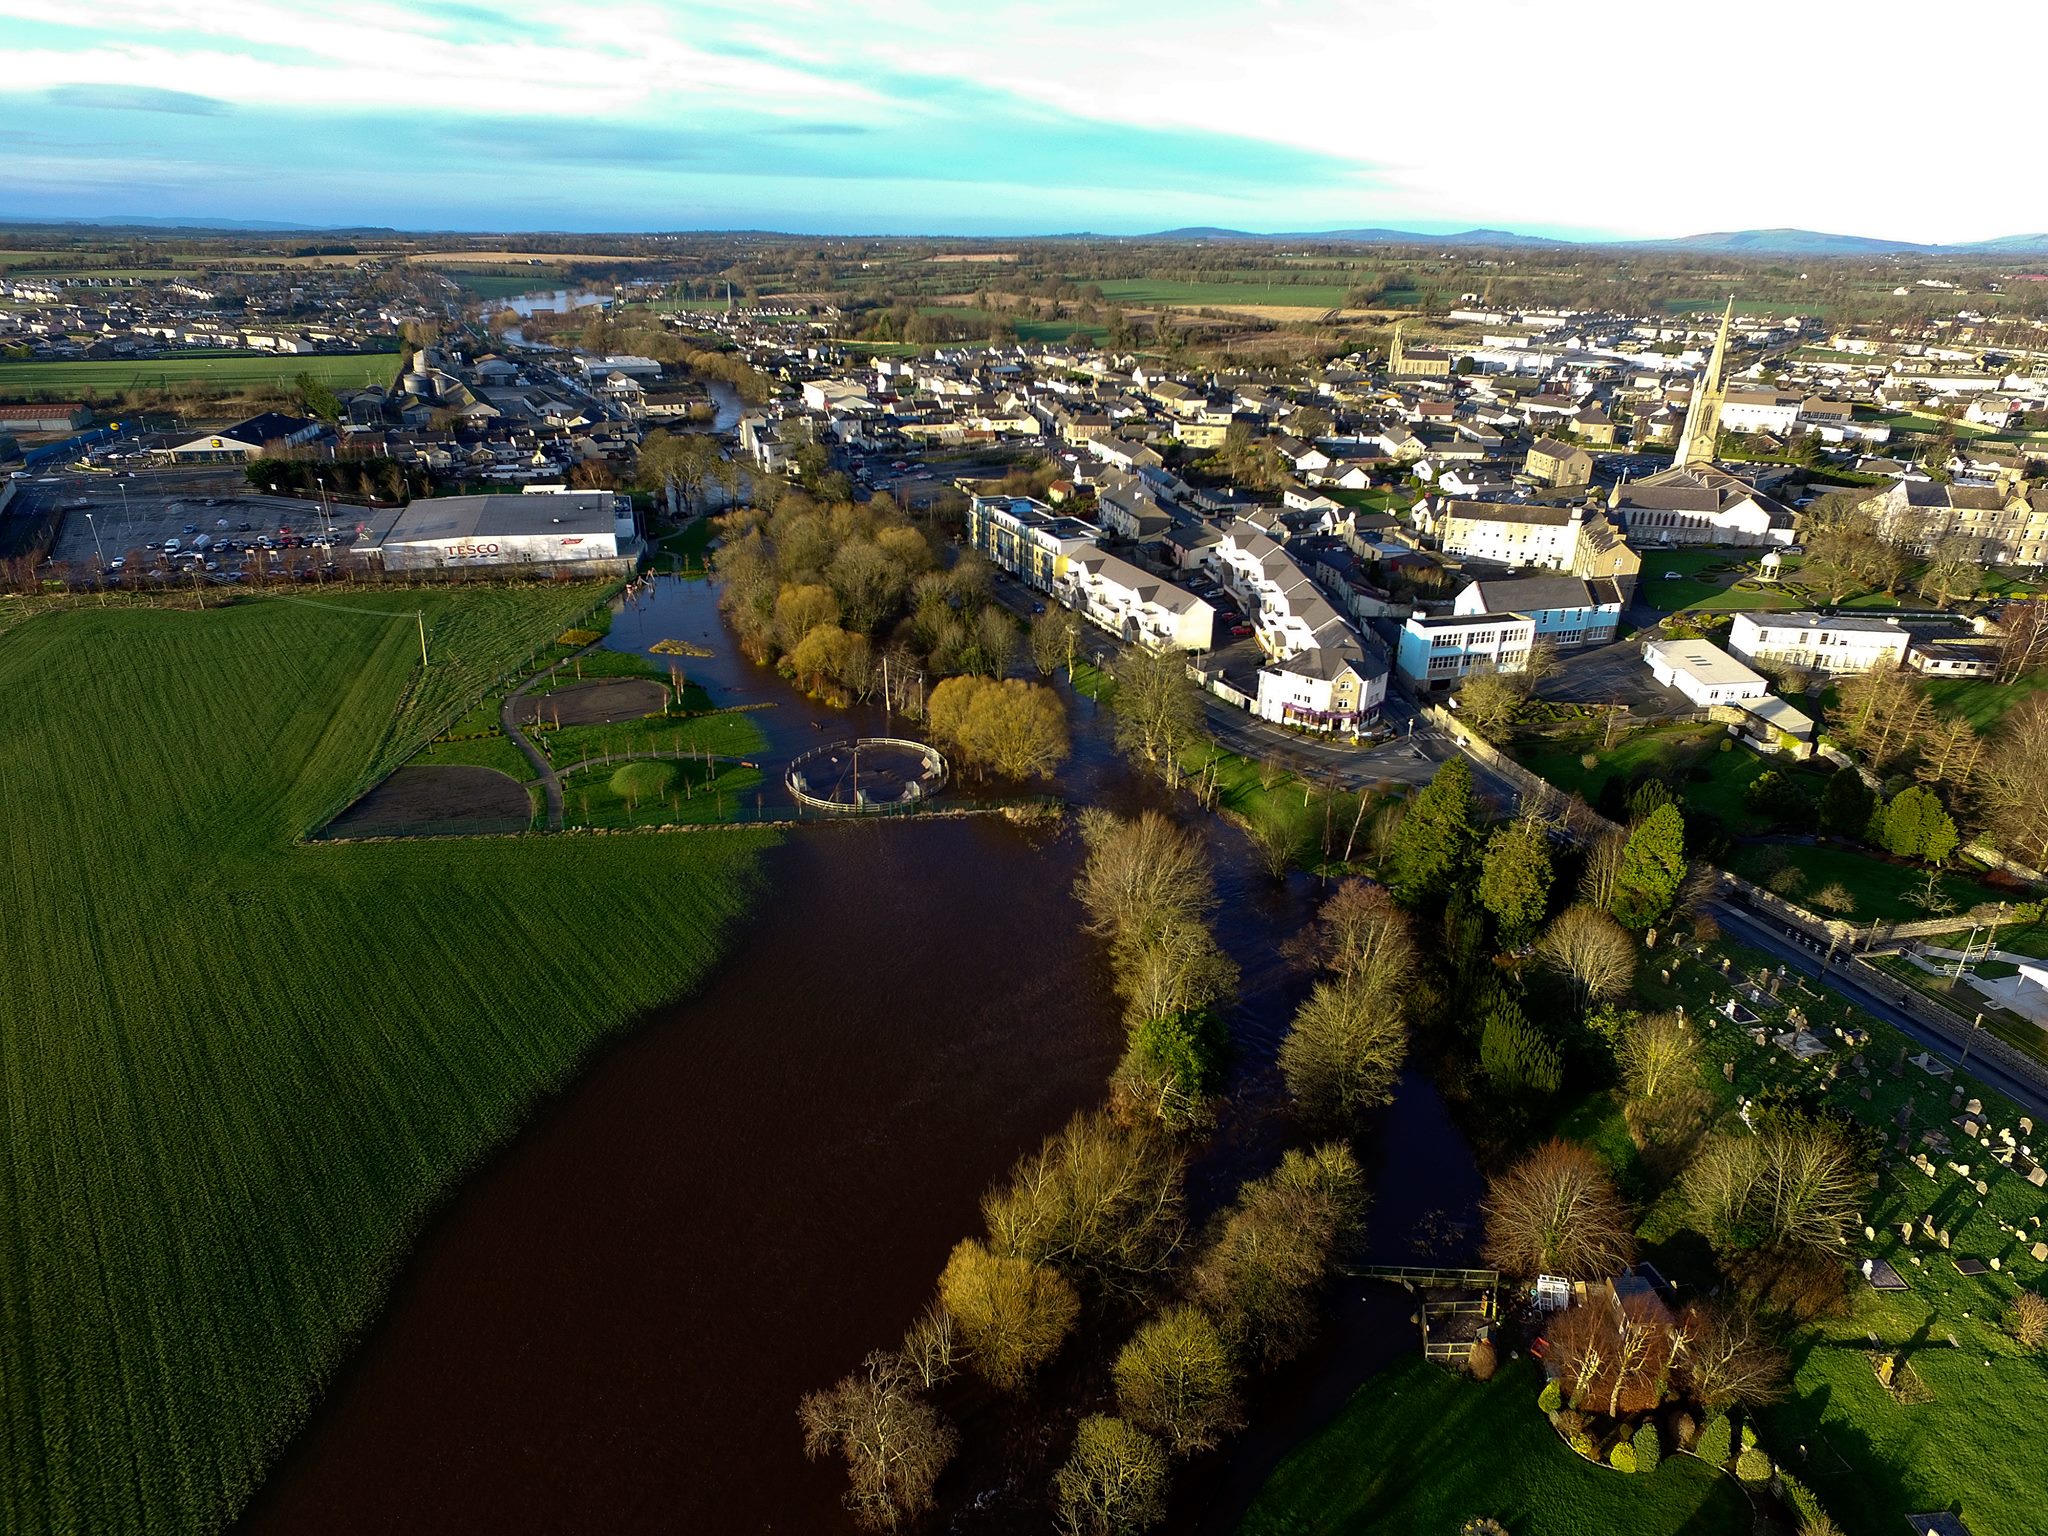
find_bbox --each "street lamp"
[1953,925,1982,980]
[83,510,106,569]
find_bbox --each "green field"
[1238,1357,1747,1536]
[0,350,401,400]
[0,588,775,1533]
[1094,278,1353,311]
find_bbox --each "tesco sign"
[447,542,501,558]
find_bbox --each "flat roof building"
[356,490,639,573]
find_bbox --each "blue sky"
[0,0,2037,242]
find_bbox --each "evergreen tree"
[1611,804,1687,930]
[1870,785,1959,864]
[1477,817,1554,945]
[1817,766,1874,838]
[1478,983,1562,1095]
[1386,758,1477,907]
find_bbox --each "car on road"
[1230,623,1253,637]
[108,558,124,572]
[1662,570,1682,581]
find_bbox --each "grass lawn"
[1725,841,2011,923]
[0,589,775,1534]
[0,350,401,400]
[536,705,767,768]
[1640,548,1810,614]
[1237,1357,1748,1536]
[1632,942,2048,1536]
[559,758,767,827]
[410,729,536,781]
[1513,721,1774,823]
[1921,673,2048,731]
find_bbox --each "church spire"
[1674,297,1733,469]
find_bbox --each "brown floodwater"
[241,574,1485,1534]
[242,816,1126,1534]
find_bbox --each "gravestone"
[2031,1165,2048,1188]
[2023,1116,2036,1136]
[1975,1180,1989,1196]
[1952,1089,1966,1109]
[2033,1242,2048,1263]
[1967,1097,1984,1116]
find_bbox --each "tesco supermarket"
[355,489,642,575]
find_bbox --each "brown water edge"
[239,814,1125,1536]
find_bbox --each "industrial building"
[355,489,641,574]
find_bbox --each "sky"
[0,0,2039,243]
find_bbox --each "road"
[1712,900,2048,1119]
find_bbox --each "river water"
[241,576,1483,1534]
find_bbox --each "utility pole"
[417,610,428,668]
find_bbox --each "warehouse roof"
[364,491,621,545]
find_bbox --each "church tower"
[1388,320,1407,377]
[1673,298,1734,469]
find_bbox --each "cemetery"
[1634,939,2048,1536]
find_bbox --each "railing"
[1343,1262,1500,1289]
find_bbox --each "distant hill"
[1642,227,1929,256]
[1148,225,1566,247]
[1145,223,2048,258]
[0,214,338,232]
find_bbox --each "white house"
[1214,519,1388,731]
[1726,611,1911,674]
[1642,638,1768,706]
[1718,390,1803,436]
[1395,612,1536,690]
[1054,549,1216,652]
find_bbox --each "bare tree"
[1681,1124,1859,1259]
[1536,904,1637,1011]
[1578,831,1627,910]
[982,1111,1187,1296]
[900,1301,958,1391]
[1618,1012,1696,1104]
[1189,1143,1365,1367]
[1978,694,2048,867]
[1277,973,1409,1130]
[1482,1139,1636,1279]
[1316,878,1414,984]
[1052,1415,1170,1536]
[1549,1292,1681,1417]
[800,1351,958,1531]
[1677,1299,1788,1412]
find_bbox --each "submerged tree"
[799,1351,957,1531]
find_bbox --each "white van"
[163,538,182,554]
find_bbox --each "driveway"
[1538,636,1689,712]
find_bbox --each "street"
[1713,900,2048,1118]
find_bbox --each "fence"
[1421,706,1622,845]
[1343,1262,1500,1290]
[783,736,950,814]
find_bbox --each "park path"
[501,650,597,832]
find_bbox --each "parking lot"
[39,482,359,582]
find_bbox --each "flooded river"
[241,575,1483,1534]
